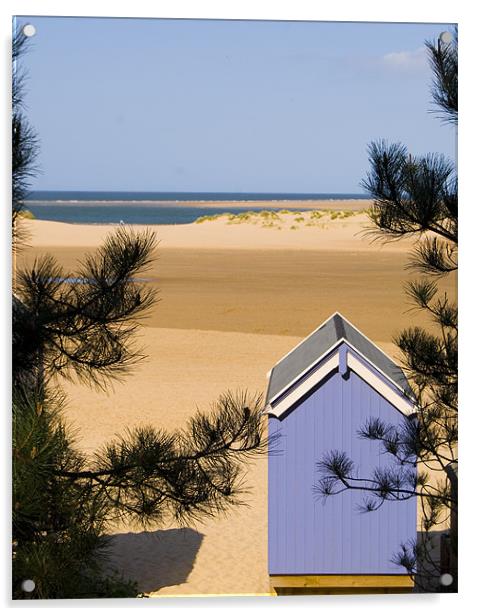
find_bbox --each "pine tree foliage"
[427,27,458,125]
[14,227,158,389]
[363,142,457,245]
[315,31,457,592]
[12,26,39,250]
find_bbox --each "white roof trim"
[266,354,339,417]
[266,349,415,418]
[339,339,409,396]
[266,312,410,405]
[267,338,342,404]
[267,337,409,406]
[347,354,415,416]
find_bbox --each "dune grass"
[18,209,36,220]
[194,209,364,229]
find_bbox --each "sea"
[24,191,368,225]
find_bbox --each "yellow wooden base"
[270,575,414,595]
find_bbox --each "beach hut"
[266,313,417,595]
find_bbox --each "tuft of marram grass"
[194,208,362,227]
[18,209,36,220]
[195,214,224,223]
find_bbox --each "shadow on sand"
[104,528,204,594]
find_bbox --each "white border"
[1,0,460,22]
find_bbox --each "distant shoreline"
[25,198,372,211]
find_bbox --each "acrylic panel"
[12,15,457,599]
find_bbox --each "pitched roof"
[266,312,412,404]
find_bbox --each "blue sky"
[15,16,456,193]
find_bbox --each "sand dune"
[23,210,399,252]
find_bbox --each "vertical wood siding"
[268,366,416,575]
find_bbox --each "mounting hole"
[22,24,36,37]
[440,573,453,587]
[21,579,35,593]
[439,31,453,45]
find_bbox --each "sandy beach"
[16,207,456,596]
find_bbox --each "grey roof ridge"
[265,310,344,379]
[267,311,403,379]
[266,312,412,405]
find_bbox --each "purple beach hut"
[266,313,417,594]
